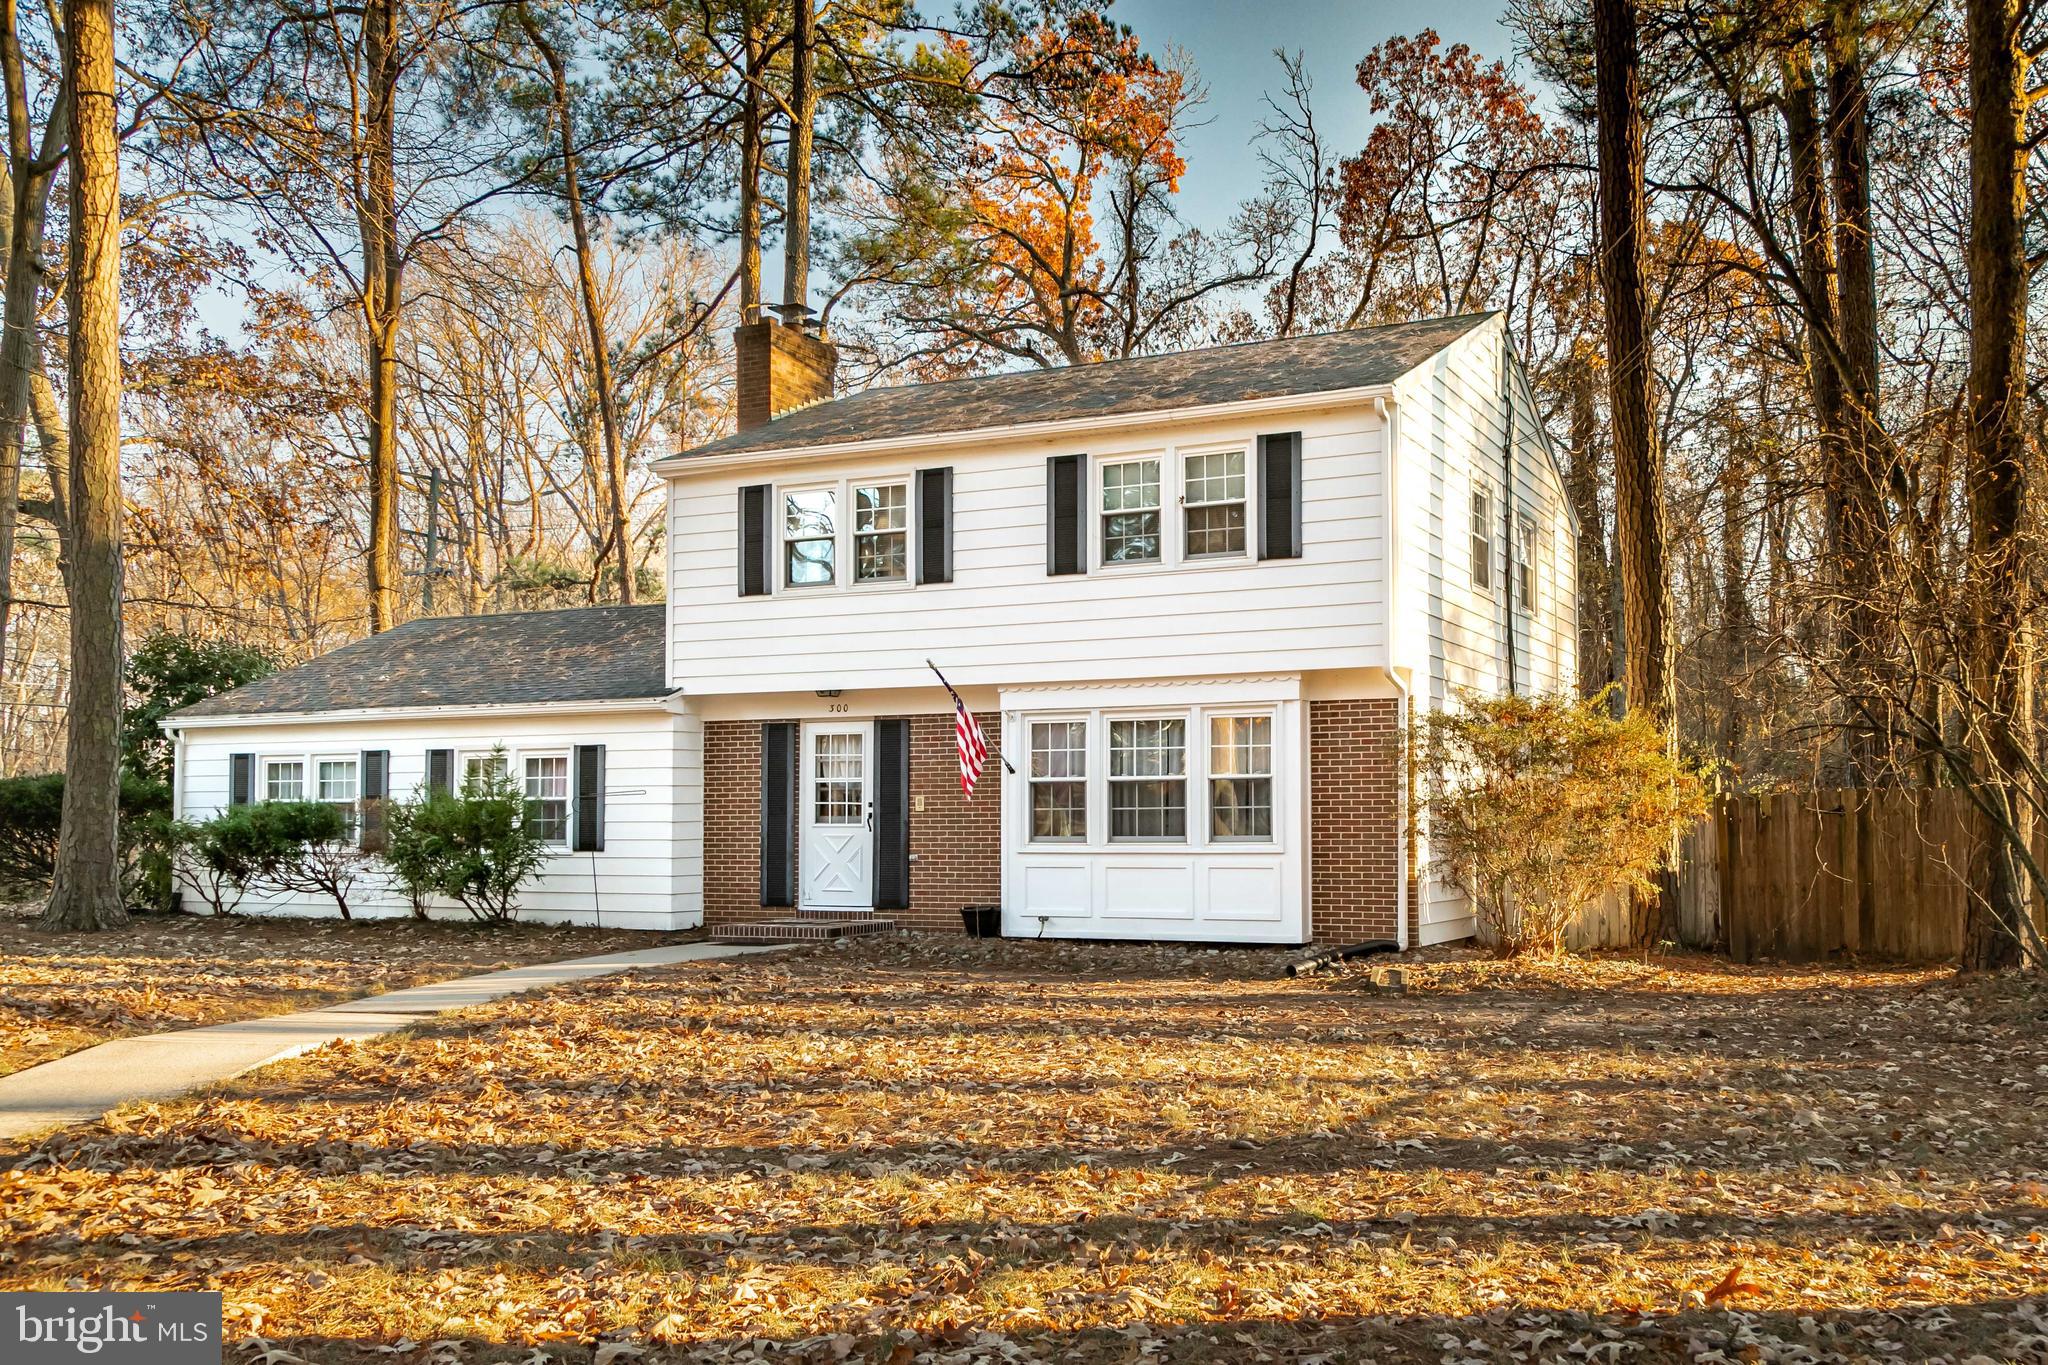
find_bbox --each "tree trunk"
[736,8,763,321]
[1564,337,1612,700]
[41,0,123,932]
[361,0,402,633]
[1593,0,1673,729]
[1962,0,2032,972]
[522,6,632,605]
[781,0,814,315]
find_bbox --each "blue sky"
[1108,0,1526,233]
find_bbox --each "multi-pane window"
[1183,450,1247,557]
[1028,720,1087,840]
[264,759,304,802]
[1101,459,1162,564]
[1516,511,1537,611]
[524,754,570,845]
[813,733,865,825]
[1209,716,1273,840]
[461,751,507,792]
[853,483,908,582]
[783,487,837,587]
[1471,486,1494,591]
[317,758,359,837]
[1109,718,1187,839]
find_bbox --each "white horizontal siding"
[173,707,700,930]
[666,408,1391,695]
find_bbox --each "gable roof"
[676,313,1496,461]
[173,605,671,720]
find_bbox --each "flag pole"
[928,659,1016,774]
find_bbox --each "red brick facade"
[703,713,1003,932]
[705,703,1409,943]
[1307,697,1408,944]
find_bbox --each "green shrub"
[174,800,351,917]
[384,758,550,922]
[0,770,177,906]
[1417,689,1709,957]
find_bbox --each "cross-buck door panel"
[801,721,873,910]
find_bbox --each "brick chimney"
[734,318,837,431]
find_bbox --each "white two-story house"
[167,311,1575,947]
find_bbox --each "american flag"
[955,697,989,798]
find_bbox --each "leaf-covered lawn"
[3,939,2045,1363]
[0,912,680,1076]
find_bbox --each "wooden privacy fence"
[1565,786,2046,962]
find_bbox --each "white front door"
[801,721,872,909]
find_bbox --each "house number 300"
[825,702,849,713]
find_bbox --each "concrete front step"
[711,916,898,944]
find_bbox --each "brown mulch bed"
[2,937,2044,1363]
[0,910,686,1076]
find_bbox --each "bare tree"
[41,0,122,931]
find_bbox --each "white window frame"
[1097,455,1164,567]
[1515,509,1538,614]
[1091,441,1256,573]
[314,754,359,838]
[458,749,509,792]
[1180,445,1250,561]
[1015,702,1285,852]
[522,750,572,847]
[262,756,306,802]
[1471,484,1495,594]
[768,475,917,594]
[1026,715,1090,843]
[850,479,910,585]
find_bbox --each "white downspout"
[1377,392,1412,952]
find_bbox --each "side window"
[1028,720,1088,840]
[783,487,837,587]
[1470,486,1494,592]
[1100,458,1162,564]
[1516,511,1537,611]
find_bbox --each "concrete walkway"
[0,941,775,1142]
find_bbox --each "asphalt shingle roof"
[174,605,671,719]
[678,313,1496,460]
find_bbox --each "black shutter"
[1258,431,1303,560]
[572,744,606,852]
[872,718,911,910]
[426,748,454,796]
[359,749,390,851]
[916,466,953,584]
[760,722,798,906]
[229,752,254,807]
[739,483,773,596]
[1046,453,1086,575]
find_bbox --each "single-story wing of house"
[167,310,1577,946]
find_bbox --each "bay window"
[853,482,908,582]
[1182,449,1247,557]
[1029,720,1087,840]
[1101,458,1162,564]
[1208,716,1272,840]
[783,487,837,587]
[1109,718,1187,839]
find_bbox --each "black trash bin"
[961,905,1002,938]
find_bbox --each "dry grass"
[2,937,2045,1364]
[0,911,682,1076]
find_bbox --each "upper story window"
[784,487,837,587]
[264,758,304,802]
[853,482,907,582]
[1516,511,1537,611]
[1101,458,1162,564]
[1183,450,1247,557]
[1471,485,1494,592]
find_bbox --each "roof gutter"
[651,383,1400,477]
[162,693,683,733]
